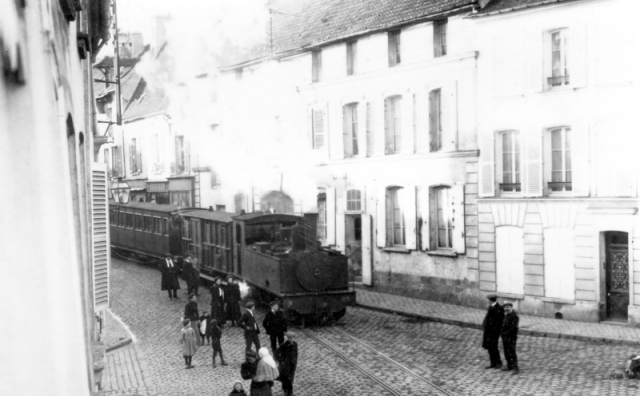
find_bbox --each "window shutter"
[307,108,314,149]
[384,98,393,154]
[361,214,373,286]
[572,122,590,197]
[429,89,439,151]
[335,192,345,252]
[442,81,458,151]
[528,29,544,92]
[91,162,110,312]
[451,184,465,254]
[342,106,350,158]
[358,100,367,158]
[524,129,543,197]
[417,186,430,251]
[414,92,427,153]
[401,92,414,154]
[478,133,495,197]
[313,108,325,149]
[404,185,417,250]
[570,24,588,88]
[326,187,336,245]
[376,186,386,247]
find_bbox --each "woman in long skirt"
[180,319,198,369]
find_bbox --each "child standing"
[180,319,198,369]
[199,311,211,345]
[210,319,227,368]
[228,380,247,395]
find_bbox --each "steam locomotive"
[109,202,356,322]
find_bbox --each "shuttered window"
[549,29,569,87]
[499,131,521,193]
[386,187,405,246]
[91,163,110,311]
[312,109,325,149]
[343,103,359,158]
[429,89,442,152]
[385,96,402,154]
[433,19,447,58]
[550,127,572,192]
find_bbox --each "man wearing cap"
[275,331,298,396]
[482,294,504,369]
[501,302,520,375]
[238,302,261,352]
[159,253,180,300]
[263,301,287,352]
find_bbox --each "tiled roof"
[223,0,476,67]
[474,0,580,16]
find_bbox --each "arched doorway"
[259,191,293,214]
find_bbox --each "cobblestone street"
[100,258,640,396]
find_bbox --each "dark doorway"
[605,231,629,321]
[345,214,362,280]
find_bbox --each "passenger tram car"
[109,202,356,323]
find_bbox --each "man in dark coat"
[209,277,226,325]
[182,254,199,297]
[159,253,180,300]
[275,331,298,396]
[263,301,287,352]
[482,294,504,369]
[225,276,242,326]
[237,301,261,352]
[500,303,519,375]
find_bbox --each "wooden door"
[345,215,362,281]
[605,232,629,321]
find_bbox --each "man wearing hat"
[482,294,504,369]
[263,300,287,352]
[501,302,519,375]
[159,253,180,300]
[209,277,226,325]
[275,331,298,396]
[238,301,261,352]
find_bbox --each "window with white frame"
[548,127,572,192]
[388,31,401,67]
[433,19,447,58]
[548,29,569,87]
[346,41,357,76]
[317,193,327,240]
[130,138,142,174]
[111,146,124,177]
[312,50,322,83]
[498,131,521,193]
[346,189,362,211]
[431,186,452,249]
[386,187,405,246]
[385,96,402,154]
[429,89,442,152]
[343,103,359,158]
[312,109,325,150]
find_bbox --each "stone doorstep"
[356,302,640,347]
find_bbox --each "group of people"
[482,294,520,375]
[161,253,298,396]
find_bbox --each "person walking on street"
[263,301,287,352]
[238,301,261,352]
[482,294,504,369]
[501,302,520,375]
[210,277,227,325]
[160,253,180,300]
[182,254,199,297]
[184,294,202,346]
[225,276,242,326]
[210,319,228,368]
[180,319,198,369]
[251,347,279,396]
[275,331,298,396]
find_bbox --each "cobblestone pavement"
[99,258,640,396]
[356,289,640,345]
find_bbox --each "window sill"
[495,292,524,300]
[427,249,457,257]
[382,246,411,254]
[539,296,575,305]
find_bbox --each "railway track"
[300,326,454,396]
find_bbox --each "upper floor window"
[429,89,442,151]
[110,146,124,178]
[130,138,142,174]
[499,131,521,193]
[346,41,357,76]
[549,127,572,193]
[174,136,188,175]
[384,96,402,154]
[386,187,405,246]
[317,193,327,240]
[548,29,569,87]
[312,109,325,150]
[343,103,359,158]
[433,186,452,249]
[346,189,362,211]
[312,50,322,83]
[388,31,401,67]
[433,19,447,58]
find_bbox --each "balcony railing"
[548,181,572,192]
[548,75,570,87]
[500,183,521,193]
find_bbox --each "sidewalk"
[103,309,133,352]
[355,286,640,346]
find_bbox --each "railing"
[548,75,570,87]
[548,181,572,192]
[499,183,521,193]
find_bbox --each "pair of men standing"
[482,294,519,375]
[238,300,287,353]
